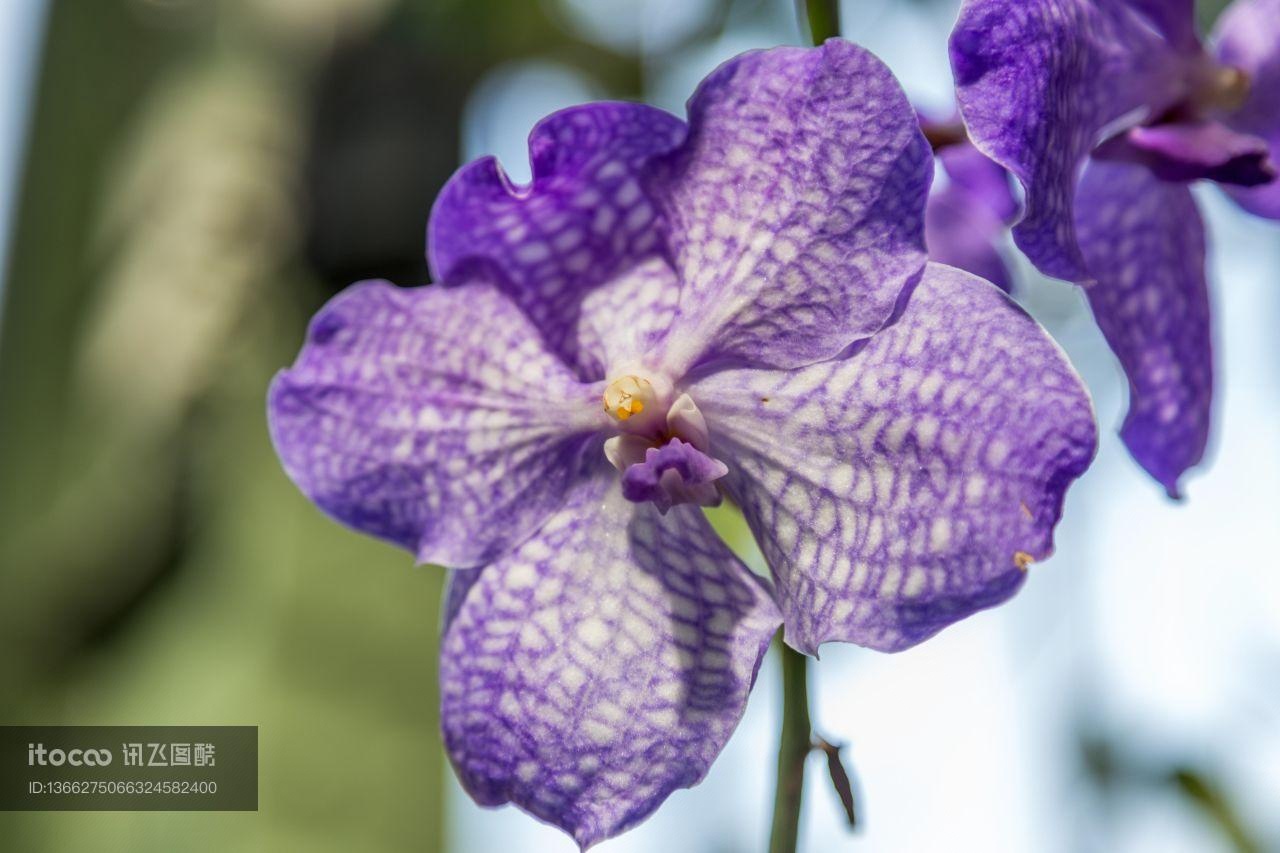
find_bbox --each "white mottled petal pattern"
[692,263,1098,653]
[1075,160,1211,496]
[647,39,932,373]
[440,474,780,849]
[268,280,606,568]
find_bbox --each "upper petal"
[1074,160,1211,496]
[691,263,1097,653]
[951,0,1187,282]
[573,255,681,378]
[440,474,780,849]
[268,280,606,568]
[1214,0,1280,218]
[427,102,686,376]
[646,39,932,374]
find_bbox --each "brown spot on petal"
[1013,551,1034,571]
[1019,502,1033,520]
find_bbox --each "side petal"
[692,263,1097,653]
[647,39,932,373]
[427,102,686,374]
[440,475,780,849]
[1074,161,1212,496]
[1214,0,1280,218]
[268,280,606,567]
[951,0,1186,281]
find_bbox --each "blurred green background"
[0,1,1266,852]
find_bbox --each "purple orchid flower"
[268,40,1097,848]
[921,115,1020,293]
[950,0,1280,497]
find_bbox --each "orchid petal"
[1075,161,1211,496]
[1127,0,1199,51]
[440,475,780,848]
[427,102,686,374]
[692,263,1097,653]
[647,39,932,373]
[574,256,681,378]
[268,280,605,568]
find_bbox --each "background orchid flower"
[268,39,1098,848]
[950,0,1280,496]
[920,114,1020,293]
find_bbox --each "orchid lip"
[602,390,729,513]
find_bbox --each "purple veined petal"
[645,39,932,374]
[573,255,681,379]
[1074,160,1211,497]
[267,279,609,568]
[427,102,686,376]
[691,262,1097,654]
[1093,120,1275,185]
[1213,0,1280,218]
[440,473,781,849]
[926,143,1017,293]
[951,0,1188,282]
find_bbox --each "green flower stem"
[798,0,841,44]
[768,641,812,853]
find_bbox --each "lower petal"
[1075,160,1212,496]
[440,475,780,848]
[693,263,1097,653]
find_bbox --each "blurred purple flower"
[921,115,1019,292]
[268,40,1097,848]
[951,0,1280,496]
